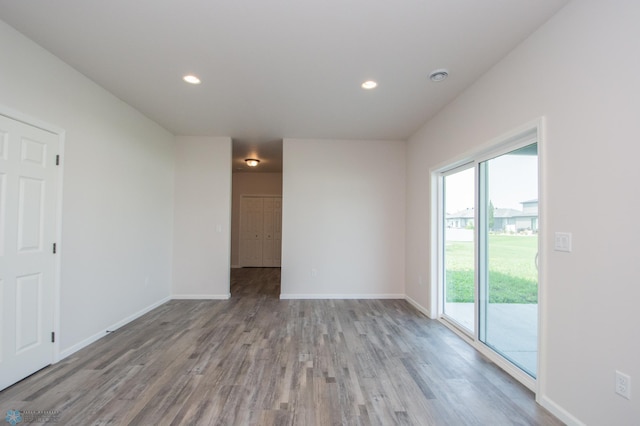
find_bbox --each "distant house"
[492,208,523,232]
[446,199,538,233]
[511,199,538,232]
[445,207,474,229]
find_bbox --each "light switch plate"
[554,232,572,252]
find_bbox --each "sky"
[444,151,538,213]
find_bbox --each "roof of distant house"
[447,205,537,220]
[446,208,474,219]
[494,208,523,218]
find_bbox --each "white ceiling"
[0,0,569,172]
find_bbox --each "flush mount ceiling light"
[429,69,449,82]
[361,80,378,89]
[183,74,201,84]
[245,158,260,167]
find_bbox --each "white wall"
[172,136,232,298]
[0,20,175,355]
[230,172,282,267]
[406,1,640,424]
[282,138,405,298]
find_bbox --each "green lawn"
[445,235,538,303]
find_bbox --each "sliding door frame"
[430,118,545,395]
[439,162,477,338]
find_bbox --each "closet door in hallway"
[239,196,281,267]
[261,197,282,267]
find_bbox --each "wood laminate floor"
[0,268,562,425]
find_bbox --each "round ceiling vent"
[429,69,449,82]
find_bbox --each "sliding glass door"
[479,143,538,377]
[439,136,539,380]
[442,166,475,334]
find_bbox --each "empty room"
[0,1,638,425]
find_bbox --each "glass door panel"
[442,166,475,333]
[479,143,538,377]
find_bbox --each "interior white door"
[272,198,282,267]
[239,196,282,267]
[0,114,59,391]
[239,197,264,267]
[262,198,276,266]
[263,198,282,267]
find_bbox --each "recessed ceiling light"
[361,80,378,90]
[183,74,201,84]
[429,69,449,82]
[245,158,260,167]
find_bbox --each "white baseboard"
[279,293,404,300]
[404,295,433,318]
[538,395,585,426]
[58,295,171,361]
[172,294,231,300]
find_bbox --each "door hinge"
[51,332,55,343]
[56,155,60,166]
[53,243,57,254]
